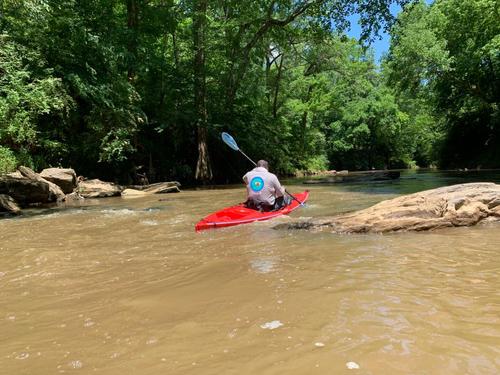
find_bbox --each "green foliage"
[0,146,17,174]
[2,0,496,182]
[0,34,72,170]
[328,84,416,169]
[386,0,500,168]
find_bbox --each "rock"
[142,181,181,194]
[260,320,283,330]
[40,168,77,194]
[17,165,41,180]
[65,192,85,202]
[77,179,122,198]
[346,362,360,370]
[0,194,21,215]
[277,183,500,233]
[18,166,65,202]
[121,188,148,197]
[6,171,23,178]
[0,176,50,204]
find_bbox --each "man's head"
[257,160,269,170]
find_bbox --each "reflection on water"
[0,171,499,374]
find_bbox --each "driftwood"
[128,181,181,194]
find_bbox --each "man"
[243,160,290,211]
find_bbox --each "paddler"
[243,160,291,211]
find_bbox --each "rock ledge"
[276,183,500,233]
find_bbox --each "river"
[1,170,499,374]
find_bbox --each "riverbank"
[0,166,181,216]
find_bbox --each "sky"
[345,3,403,63]
[345,1,433,64]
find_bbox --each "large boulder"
[0,176,50,204]
[277,183,500,233]
[40,168,77,194]
[0,194,21,215]
[77,179,122,198]
[18,166,65,202]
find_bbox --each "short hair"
[257,160,269,169]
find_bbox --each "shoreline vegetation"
[0,0,498,185]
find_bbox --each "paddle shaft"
[238,149,257,167]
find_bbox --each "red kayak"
[195,191,309,231]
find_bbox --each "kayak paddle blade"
[221,132,239,151]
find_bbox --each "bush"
[0,146,17,174]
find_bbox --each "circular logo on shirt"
[250,176,264,192]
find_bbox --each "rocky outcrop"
[277,183,500,233]
[77,179,122,198]
[40,168,77,194]
[0,194,21,215]
[0,164,183,217]
[18,166,65,202]
[0,176,50,204]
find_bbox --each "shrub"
[0,146,17,174]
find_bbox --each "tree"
[386,0,500,168]
[0,35,72,170]
[193,0,212,181]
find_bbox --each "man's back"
[243,166,284,206]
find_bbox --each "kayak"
[195,191,309,231]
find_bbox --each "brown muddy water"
[1,170,499,374]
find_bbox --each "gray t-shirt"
[243,167,284,205]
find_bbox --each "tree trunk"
[172,30,180,69]
[265,54,272,108]
[127,0,139,81]
[224,0,319,115]
[193,0,212,181]
[272,53,284,119]
[300,84,314,157]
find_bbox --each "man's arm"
[271,174,285,197]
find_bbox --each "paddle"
[221,132,305,206]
